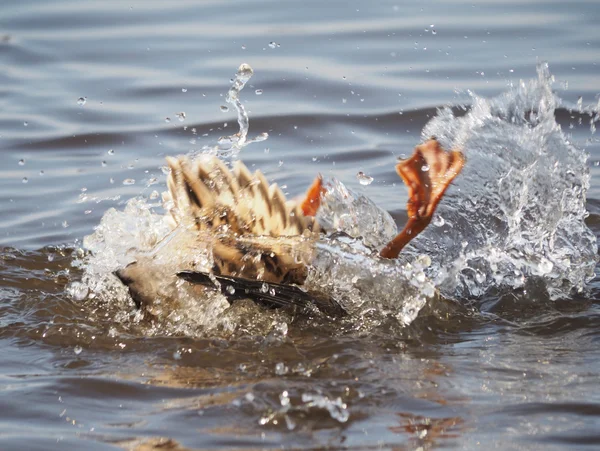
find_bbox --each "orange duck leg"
[298,138,464,259]
[380,139,465,259]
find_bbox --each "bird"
[115,139,465,318]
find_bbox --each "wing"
[177,270,347,318]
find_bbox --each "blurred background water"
[1,0,600,449]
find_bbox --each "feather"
[164,155,319,284]
[177,270,347,317]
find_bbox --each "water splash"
[356,171,374,186]
[405,62,597,300]
[317,179,397,250]
[306,234,435,325]
[241,388,350,430]
[204,63,269,158]
[77,199,235,334]
[77,63,597,338]
[225,63,253,149]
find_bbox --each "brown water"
[2,0,600,449]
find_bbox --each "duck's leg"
[380,139,465,259]
[300,174,326,216]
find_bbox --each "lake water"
[1,0,600,449]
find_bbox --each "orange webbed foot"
[380,139,465,259]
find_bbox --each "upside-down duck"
[115,139,465,317]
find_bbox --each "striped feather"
[162,155,319,284]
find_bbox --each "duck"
[115,138,465,318]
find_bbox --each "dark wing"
[177,270,346,318]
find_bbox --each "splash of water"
[76,63,597,339]
[226,63,253,148]
[316,178,398,250]
[310,180,435,325]
[206,63,269,158]
[403,62,597,300]
[306,235,435,325]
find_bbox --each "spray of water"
[75,63,598,337]
[403,62,597,300]
[208,64,269,158]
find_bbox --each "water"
[2,0,600,449]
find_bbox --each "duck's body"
[116,139,464,317]
[162,154,320,285]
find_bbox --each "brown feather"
[164,155,319,284]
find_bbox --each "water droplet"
[268,41,278,49]
[123,178,135,185]
[264,147,270,154]
[260,282,269,293]
[74,345,83,355]
[176,112,186,122]
[220,105,229,112]
[62,220,69,228]
[255,89,263,95]
[173,350,182,360]
[181,88,187,92]
[22,177,28,183]
[226,285,236,295]
[278,160,284,167]
[101,160,107,167]
[236,63,254,80]
[275,362,288,375]
[39,170,44,176]
[77,97,87,106]
[342,98,347,104]
[421,164,430,172]
[356,171,374,185]
[107,149,114,155]
[241,44,246,50]
[432,29,437,35]
[18,159,25,166]
[217,136,233,149]
[433,215,445,227]
[164,117,171,123]
[23,121,28,127]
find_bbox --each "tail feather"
[163,155,320,284]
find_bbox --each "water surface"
[1,0,600,449]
